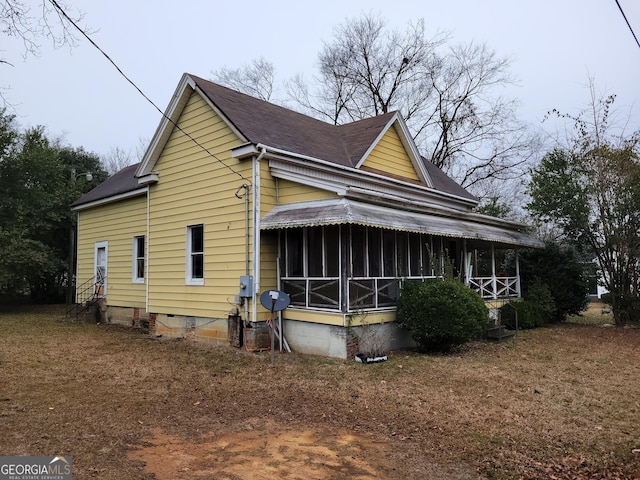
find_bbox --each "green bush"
[396,278,489,352]
[519,244,589,322]
[620,294,640,324]
[501,301,543,329]
[500,281,555,330]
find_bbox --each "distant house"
[71,73,542,358]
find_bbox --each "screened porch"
[278,225,523,313]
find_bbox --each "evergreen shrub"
[396,278,489,352]
[500,281,555,329]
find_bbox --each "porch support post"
[491,244,497,300]
[463,239,469,286]
[515,247,521,297]
[340,225,349,314]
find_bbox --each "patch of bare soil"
[128,419,382,480]
[128,418,480,480]
[1,304,639,480]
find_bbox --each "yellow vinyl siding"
[76,195,147,308]
[147,91,253,318]
[276,178,337,204]
[361,125,420,181]
[260,159,277,215]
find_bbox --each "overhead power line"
[47,0,250,183]
[614,0,640,50]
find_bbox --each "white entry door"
[94,241,108,297]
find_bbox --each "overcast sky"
[2,0,640,162]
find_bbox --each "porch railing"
[282,274,521,311]
[468,276,520,299]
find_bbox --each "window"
[133,236,145,283]
[187,224,204,285]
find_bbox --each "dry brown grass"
[0,304,639,479]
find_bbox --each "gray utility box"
[239,275,254,298]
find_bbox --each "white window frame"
[132,235,145,284]
[186,224,204,285]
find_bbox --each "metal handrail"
[66,276,105,319]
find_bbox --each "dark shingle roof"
[71,163,143,208]
[73,74,476,207]
[190,76,475,201]
[191,74,396,168]
[422,159,476,201]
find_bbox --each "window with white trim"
[132,236,145,283]
[187,224,204,285]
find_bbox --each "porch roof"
[260,198,543,248]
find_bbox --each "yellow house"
[72,73,542,358]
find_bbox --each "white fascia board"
[138,173,159,185]
[231,143,259,160]
[136,74,197,178]
[72,187,148,211]
[353,113,433,187]
[394,115,433,186]
[354,113,397,169]
[267,152,476,212]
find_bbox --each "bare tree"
[288,16,445,125]
[210,14,540,196]
[422,42,540,190]
[1,0,87,106]
[295,14,540,193]
[528,84,640,326]
[211,57,276,102]
[102,146,133,175]
[1,0,86,64]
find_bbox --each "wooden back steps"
[486,313,515,342]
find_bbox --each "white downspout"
[252,145,267,324]
[146,189,150,312]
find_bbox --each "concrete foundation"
[153,313,228,344]
[282,318,415,359]
[102,304,417,358]
[104,305,150,328]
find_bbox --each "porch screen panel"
[286,228,304,277]
[422,235,433,276]
[309,279,339,308]
[396,232,408,277]
[349,279,375,309]
[368,229,381,277]
[377,278,400,307]
[282,279,306,307]
[281,226,341,310]
[307,228,323,277]
[324,226,339,277]
[409,233,422,276]
[382,230,396,277]
[350,225,366,277]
